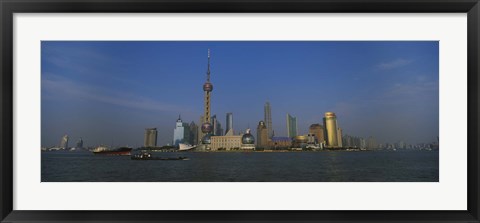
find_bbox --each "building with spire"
[173,115,190,146]
[200,49,214,147]
[173,115,185,146]
[264,102,273,138]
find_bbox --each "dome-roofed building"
[241,129,255,150]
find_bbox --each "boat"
[178,143,197,151]
[131,152,189,161]
[93,146,132,155]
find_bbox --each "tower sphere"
[203,82,213,92]
[202,133,212,144]
[201,122,213,133]
[242,133,255,144]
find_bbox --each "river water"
[41,150,438,182]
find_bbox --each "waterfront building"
[144,128,158,147]
[286,113,298,138]
[337,127,343,147]
[342,134,353,148]
[360,137,366,149]
[256,121,269,148]
[367,136,378,149]
[292,135,308,148]
[200,49,214,146]
[323,112,339,147]
[60,134,69,150]
[212,115,218,135]
[189,121,198,145]
[264,102,273,138]
[76,138,84,149]
[241,129,255,150]
[309,124,325,144]
[173,115,190,146]
[210,135,242,151]
[225,112,233,135]
[269,137,292,149]
[212,115,223,136]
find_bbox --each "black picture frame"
[1,0,479,222]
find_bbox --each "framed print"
[1,0,479,222]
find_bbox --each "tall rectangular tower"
[225,112,233,135]
[324,112,339,147]
[286,113,298,138]
[264,102,273,138]
[144,128,157,147]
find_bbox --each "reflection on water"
[41,150,439,182]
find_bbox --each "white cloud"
[377,59,413,70]
[42,75,191,113]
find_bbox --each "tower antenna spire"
[207,49,211,82]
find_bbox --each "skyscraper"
[60,134,69,150]
[256,121,268,148]
[323,112,339,147]
[337,127,343,147]
[264,102,272,138]
[211,114,223,136]
[144,128,158,147]
[173,115,185,146]
[76,137,83,149]
[225,112,233,135]
[189,121,198,145]
[212,115,218,135]
[200,49,214,145]
[286,113,298,138]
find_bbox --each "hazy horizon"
[41,41,439,147]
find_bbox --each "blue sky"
[41,41,439,147]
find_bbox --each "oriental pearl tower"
[201,49,214,145]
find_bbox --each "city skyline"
[41,41,439,147]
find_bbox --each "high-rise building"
[323,112,339,147]
[367,136,377,149]
[212,115,218,135]
[60,134,69,149]
[211,115,223,136]
[256,121,268,148]
[286,113,298,138]
[76,137,83,149]
[264,102,273,138]
[337,127,343,147]
[216,122,223,136]
[189,121,198,145]
[200,49,214,145]
[144,128,158,147]
[225,112,233,135]
[173,115,186,146]
[309,124,325,144]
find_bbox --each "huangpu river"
[41,150,438,182]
